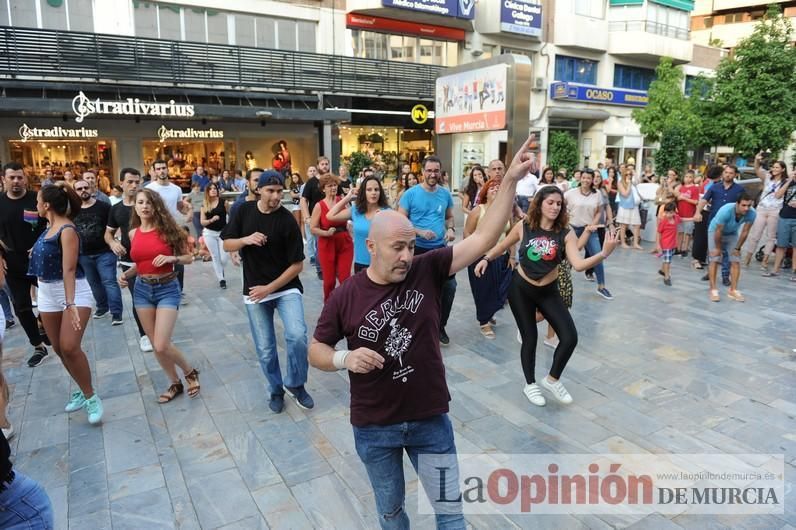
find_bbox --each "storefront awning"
[548,107,611,121]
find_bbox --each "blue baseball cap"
[257,170,284,188]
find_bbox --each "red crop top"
[130,228,174,275]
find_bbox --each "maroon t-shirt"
[314,247,453,427]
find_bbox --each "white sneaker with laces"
[543,336,559,349]
[523,384,546,407]
[540,376,573,404]
[139,335,153,352]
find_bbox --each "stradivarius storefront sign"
[72,91,195,123]
[18,123,99,142]
[157,126,224,142]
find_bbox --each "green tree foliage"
[548,131,579,173]
[632,57,700,144]
[346,151,373,185]
[655,125,689,175]
[705,5,796,155]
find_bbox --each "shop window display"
[8,139,114,189]
[238,136,316,182]
[142,140,236,191]
[339,127,434,184]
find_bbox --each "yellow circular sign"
[411,104,428,125]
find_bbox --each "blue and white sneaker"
[285,386,315,410]
[596,287,614,300]
[85,394,104,425]
[64,390,86,413]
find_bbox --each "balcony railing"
[608,20,691,41]
[0,26,444,99]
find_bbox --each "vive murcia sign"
[18,123,99,142]
[72,91,195,123]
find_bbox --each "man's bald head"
[366,210,417,284]
[369,210,414,240]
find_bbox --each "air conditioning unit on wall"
[533,77,546,91]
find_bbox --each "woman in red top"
[310,174,353,301]
[118,189,200,403]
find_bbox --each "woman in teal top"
[325,175,390,273]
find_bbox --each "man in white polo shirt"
[146,159,191,296]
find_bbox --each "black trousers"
[692,217,709,264]
[120,264,146,337]
[4,272,43,347]
[414,246,457,329]
[507,273,577,384]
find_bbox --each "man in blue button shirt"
[694,165,745,284]
[707,193,756,302]
[399,155,456,346]
[191,165,210,191]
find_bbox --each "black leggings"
[507,272,578,384]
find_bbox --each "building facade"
[690,0,796,50]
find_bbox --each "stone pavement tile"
[96,369,140,399]
[453,380,539,428]
[673,514,786,529]
[107,462,166,501]
[590,435,654,455]
[644,426,721,454]
[103,414,159,474]
[217,515,270,529]
[68,507,112,530]
[68,461,109,517]
[157,447,202,530]
[250,482,313,530]
[624,514,685,529]
[291,473,369,528]
[462,415,556,454]
[591,401,666,438]
[251,419,332,487]
[448,386,494,423]
[326,454,372,498]
[225,376,271,413]
[186,468,260,529]
[507,514,589,529]
[110,486,176,530]
[13,443,69,490]
[173,432,236,479]
[48,484,68,530]
[313,415,357,457]
[17,414,68,452]
[223,430,282,490]
[95,355,135,377]
[99,391,146,423]
[160,396,218,442]
[713,418,796,455]
[725,398,796,432]
[532,407,616,447]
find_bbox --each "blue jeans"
[572,226,606,285]
[0,285,13,321]
[353,414,465,530]
[244,293,308,395]
[0,472,54,529]
[79,251,123,317]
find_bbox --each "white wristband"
[332,349,351,370]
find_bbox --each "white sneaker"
[540,376,573,404]
[543,336,559,349]
[523,384,546,406]
[2,424,14,440]
[139,335,153,352]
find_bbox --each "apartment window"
[235,15,255,47]
[9,0,37,27]
[575,0,605,18]
[256,17,276,48]
[724,13,744,23]
[614,64,655,90]
[40,0,68,30]
[647,3,689,38]
[555,55,597,85]
[207,11,227,44]
[297,20,316,52]
[277,19,296,50]
[351,30,449,66]
[183,9,205,42]
[684,75,710,97]
[158,5,181,40]
[133,2,158,38]
[703,16,713,28]
[68,0,93,32]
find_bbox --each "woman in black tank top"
[475,186,618,408]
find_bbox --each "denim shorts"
[776,217,796,248]
[133,277,180,310]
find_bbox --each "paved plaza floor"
[2,241,794,529]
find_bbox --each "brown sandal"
[158,381,184,403]
[185,369,200,398]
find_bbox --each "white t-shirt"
[516,173,539,197]
[145,181,184,220]
[564,187,602,227]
